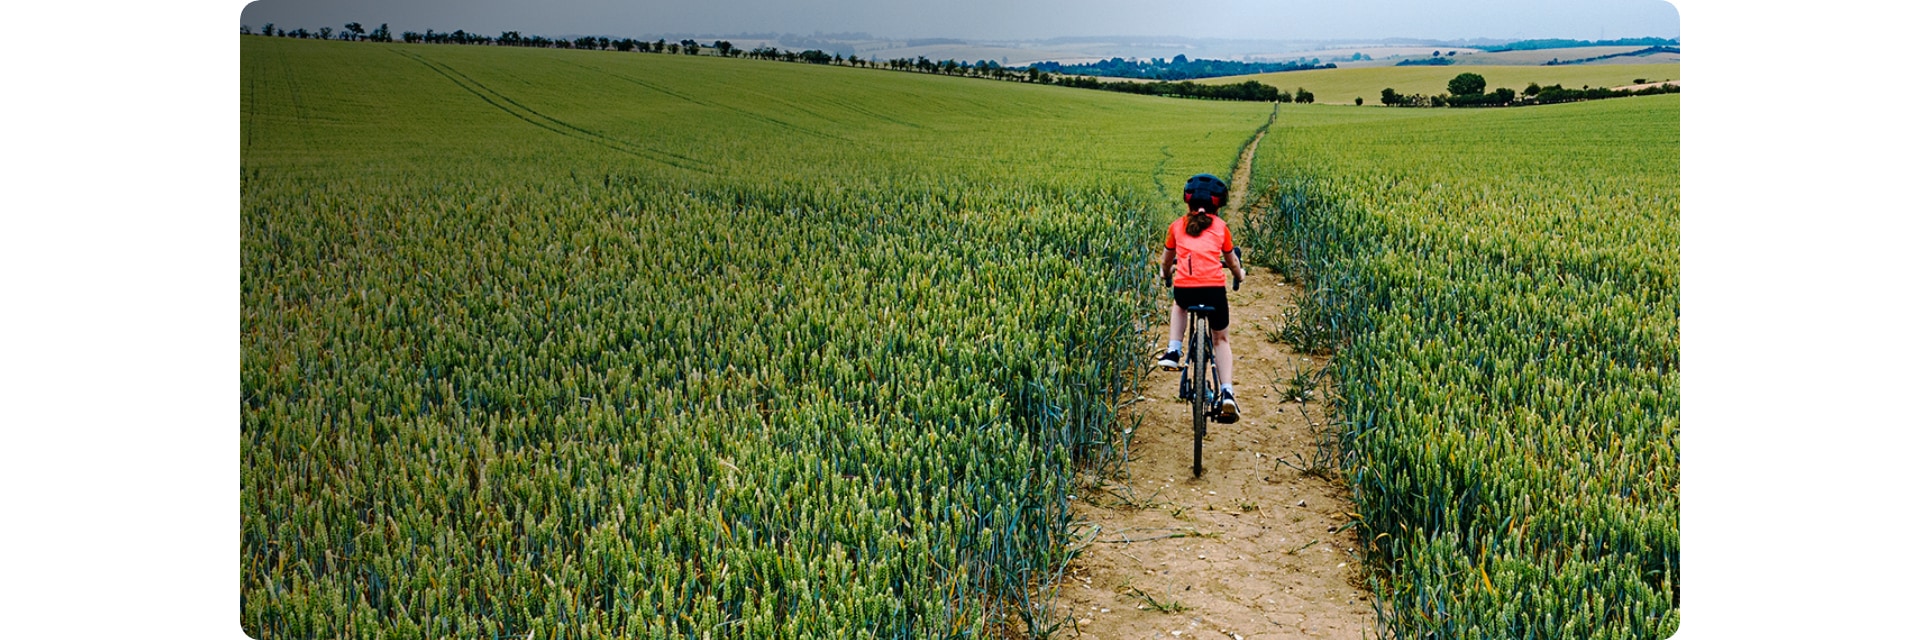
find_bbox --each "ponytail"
[1184,210,1213,237]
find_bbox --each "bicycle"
[1162,262,1241,477]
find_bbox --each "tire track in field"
[812,91,922,130]
[388,49,701,171]
[555,57,860,145]
[1150,145,1175,199]
[244,56,257,151]
[1053,129,1375,639]
[278,53,315,152]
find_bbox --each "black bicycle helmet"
[1183,173,1229,211]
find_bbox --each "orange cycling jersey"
[1166,215,1235,288]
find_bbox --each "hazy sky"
[239,0,1679,42]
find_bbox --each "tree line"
[244,22,392,42]
[243,22,743,56]
[1480,37,1678,53]
[1543,46,1679,66]
[241,22,1293,102]
[1377,72,1678,108]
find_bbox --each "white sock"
[1221,383,1234,396]
[1168,340,1183,353]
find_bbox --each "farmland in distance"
[1204,63,1679,106]
[241,35,1269,638]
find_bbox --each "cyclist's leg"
[1212,327,1234,391]
[1161,290,1192,368]
[1197,285,1233,391]
[1167,300,1187,350]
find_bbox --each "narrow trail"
[1054,131,1374,639]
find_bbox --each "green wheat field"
[242,35,1678,639]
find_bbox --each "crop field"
[241,35,1271,638]
[1205,63,1679,106]
[1240,95,1679,637]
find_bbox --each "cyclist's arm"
[1159,246,1177,283]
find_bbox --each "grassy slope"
[1244,95,1679,638]
[241,36,1270,639]
[1203,63,1678,106]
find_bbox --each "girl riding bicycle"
[1158,173,1246,420]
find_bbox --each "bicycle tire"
[1189,312,1209,478]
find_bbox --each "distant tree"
[262,23,274,36]
[318,26,333,40]
[1380,87,1400,105]
[1355,96,1363,106]
[654,39,666,53]
[1494,87,1516,104]
[1432,50,1440,57]
[242,25,252,35]
[1524,82,1541,96]
[1294,87,1314,104]
[667,43,680,54]
[597,37,610,50]
[370,23,390,42]
[345,22,364,41]
[847,54,861,67]
[1447,72,1487,96]
[715,40,734,57]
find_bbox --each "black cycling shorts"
[1173,286,1230,331]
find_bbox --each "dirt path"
[1053,132,1374,639]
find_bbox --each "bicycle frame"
[1179,305,1219,477]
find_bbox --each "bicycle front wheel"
[1190,324,1209,477]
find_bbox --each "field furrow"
[390,49,702,170]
